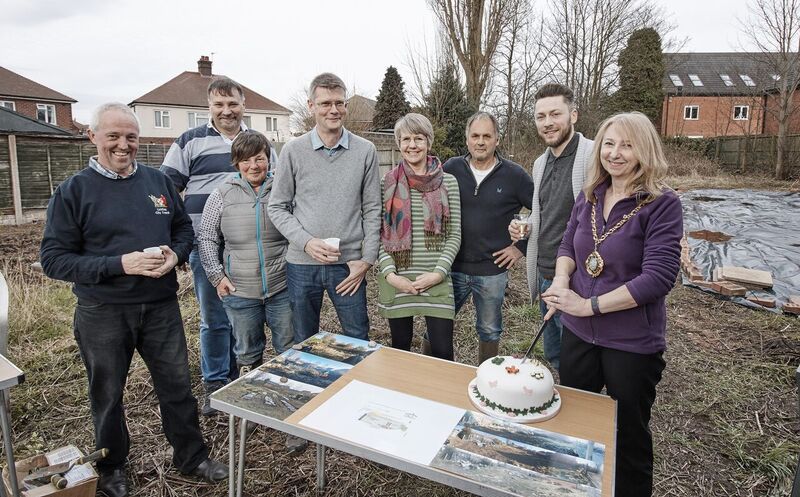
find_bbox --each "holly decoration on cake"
[491,357,505,365]
[471,385,557,417]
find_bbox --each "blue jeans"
[286,263,369,342]
[73,298,208,474]
[452,271,508,343]
[189,249,236,383]
[538,274,563,371]
[222,289,294,365]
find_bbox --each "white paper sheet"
[299,380,466,465]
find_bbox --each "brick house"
[129,56,291,144]
[0,66,78,133]
[661,52,800,138]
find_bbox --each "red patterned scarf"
[381,156,450,269]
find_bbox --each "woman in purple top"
[542,112,682,497]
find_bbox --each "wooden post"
[8,135,23,225]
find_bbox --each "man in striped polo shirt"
[162,77,271,415]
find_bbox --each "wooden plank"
[720,266,773,288]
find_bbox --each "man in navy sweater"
[40,103,226,497]
[443,112,533,364]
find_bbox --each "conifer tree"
[422,63,475,159]
[614,28,665,125]
[373,66,411,130]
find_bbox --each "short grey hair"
[309,73,346,100]
[394,113,435,148]
[465,111,499,137]
[90,102,140,132]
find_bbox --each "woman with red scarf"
[377,113,462,360]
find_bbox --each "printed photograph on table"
[430,411,604,497]
[213,368,323,421]
[296,331,381,365]
[262,349,353,389]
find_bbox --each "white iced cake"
[472,356,557,417]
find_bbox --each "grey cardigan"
[525,133,594,300]
[198,175,288,299]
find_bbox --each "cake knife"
[520,319,548,364]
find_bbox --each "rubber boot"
[478,340,500,365]
[421,337,433,356]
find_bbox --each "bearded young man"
[509,83,593,371]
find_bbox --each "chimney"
[198,55,212,77]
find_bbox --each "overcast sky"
[1,0,756,123]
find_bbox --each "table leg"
[316,444,326,492]
[0,390,18,497]
[237,419,247,496]
[228,414,235,497]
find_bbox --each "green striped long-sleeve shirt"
[377,173,461,319]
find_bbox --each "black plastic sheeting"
[680,189,800,312]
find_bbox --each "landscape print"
[430,411,604,497]
[297,331,380,365]
[214,369,322,421]
[262,349,353,389]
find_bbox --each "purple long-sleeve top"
[557,180,683,354]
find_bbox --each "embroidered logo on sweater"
[148,194,170,215]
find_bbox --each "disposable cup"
[143,247,163,254]
[323,238,340,250]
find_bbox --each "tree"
[422,62,474,158]
[373,66,411,130]
[740,0,800,179]
[428,0,517,108]
[542,0,674,134]
[614,28,665,124]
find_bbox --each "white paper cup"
[143,247,162,254]
[323,238,340,250]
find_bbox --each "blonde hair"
[583,112,669,203]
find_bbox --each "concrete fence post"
[8,135,23,225]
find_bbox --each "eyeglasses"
[314,100,346,110]
[239,157,268,168]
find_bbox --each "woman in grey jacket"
[198,131,293,367]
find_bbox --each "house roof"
[662,52,796,96]
[129,71,290,114]
[0,66,77,103]
[346,94,376,122]
[0,106,73,135]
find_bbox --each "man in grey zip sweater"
[268,73,381,341]
[510,84,593,371]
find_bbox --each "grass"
[2,166,799,495]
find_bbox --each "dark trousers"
[388,316,454,361]
[73,298,208,474]
[560,326,665,497]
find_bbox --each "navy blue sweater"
[40,162,194,304]
[443,155,534,275]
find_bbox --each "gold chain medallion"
[586,198,646,277]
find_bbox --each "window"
[242,115,252,128]
[688,74,704,86]
[265,117,278,131]
[719,74,735,87]
[36,103,56,124]
[154,110,170,128]
[684,105,699,120]
[187,111,209,129]
[771,74,781,81]
[740,74,756,87]
[669,74,684,87]
[733,105,749,120]
[0,101,14,110]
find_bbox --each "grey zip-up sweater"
[198,175,288,299]
[267,129,382,265]
[525,132,593,300]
